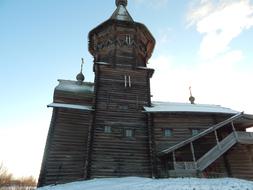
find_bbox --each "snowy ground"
[37,177,253,190]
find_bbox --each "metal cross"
[81,58,85,72]
[189,86,193,97]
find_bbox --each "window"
[164,129,173,137]
[104,126,112,133]
[124,75,132,88]
[191,129,200,136]
[125,34,131,45]
[125,129,134,138]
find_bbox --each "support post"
[172,151,176,169]
[190,142,197,169]
[214,130,221,150]
[231,122,238,140]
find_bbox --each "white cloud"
[188,0,253,60]
[149,53,253,114]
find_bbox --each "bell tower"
[87,0,155,178]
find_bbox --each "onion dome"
[76,72,84,82]
[76,58,85,84]
[189,86,195,104]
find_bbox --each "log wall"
[37,108,92,186]
[89,64,152,178]
[226,144,253,180]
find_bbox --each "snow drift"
[37,177,253,190]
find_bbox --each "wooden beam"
[172,151,176,169]
[190,142,196,169]
[231,122,238,140]
[214,130,221,150]
[147,113,157,178]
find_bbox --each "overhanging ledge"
[47,103,93,111]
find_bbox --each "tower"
[38,0,155,186]
[87,0,155,178]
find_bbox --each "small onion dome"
[76,59,85,84]
[76,72,85,83]
[189,86,195,104]
[116,0,127,7]
[189,96,195,104]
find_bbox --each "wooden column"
[84,64,100,179]
[147,113,157,178]
[214,130,221,150]
[231,122,238,140]
[172,151,176,169]
[190,142,197,169]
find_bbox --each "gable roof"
[143,101,239,114]
[55,79,94,95]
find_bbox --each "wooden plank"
[197,133,237,171]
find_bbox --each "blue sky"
[0,0,253,179]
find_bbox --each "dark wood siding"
[89,64,152,178]
[226,144,253,180]
[54,90,93,106]
[38,108,92,186]
[152,113,232,177]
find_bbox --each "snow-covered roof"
[55,80,94,95]
[48,103,93,111]
[144,101,239,114]
[37,177,253,190]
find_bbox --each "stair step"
[168,169,200,177]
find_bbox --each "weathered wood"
[158,112,243,156]
[197,132,237,171]
[190,142,196,167]
[38,108,92,186]
[226,144,253,180]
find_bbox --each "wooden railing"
[172,131,253,172]
[158,112,253,174]
[174,162,196,170]
[159,112,243,156]
[196,132,237,171]
[237,131,253,144]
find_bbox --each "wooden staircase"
[158,112,253,177]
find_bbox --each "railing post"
[214,130,221,150]
[172,151,176,169]
[190,142,197,169]
[231,122,238,140]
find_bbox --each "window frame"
[124,129,134,138]
[191,128,200,136]
[104,126,112,134]
[164,128,173,137]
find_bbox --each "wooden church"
[38,0,253,187]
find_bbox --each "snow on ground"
[37,177,253,190]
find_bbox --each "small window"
[191,129,200,136]
[125,34,131,45]
[104,126,112,133]
[164,129,173,137]
[125,129,134,138]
